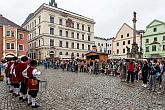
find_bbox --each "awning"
[5,55,15,58]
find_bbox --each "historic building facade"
[112,23,142,59]
[22,3,95,60]
[94,36,113,58]
[0,15,28,59]
[142,19,165,58]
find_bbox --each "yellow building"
[112,23,142,59]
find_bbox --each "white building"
[22,3,95,60]
[94,36,113,58]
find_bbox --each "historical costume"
[6,57,18,92]
[22,60,41,108]
[15,56,29,101]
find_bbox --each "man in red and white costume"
[6,57,18,92]
[22,60,41,108]
[15,56,29,101]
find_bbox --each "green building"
[142,19,165,58]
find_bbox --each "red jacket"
[5,61,15,77]
[128,63,135,72]
[27,67,39,90]
[15,62,28,82]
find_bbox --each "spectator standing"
[127,60,135,83]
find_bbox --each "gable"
[147,19,165,28]
[114,23,133,41]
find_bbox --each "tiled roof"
[0,15,26,31]
[22,13,34,26]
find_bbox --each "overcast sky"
[0,0,165,38]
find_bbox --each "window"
[163,45,165,50]
[163,36,165,40]
[108,50,110,54]
[59,52,62,55]
[77,43,79,49]
[66,42,69,48]
[71,53,74,57]
[39,40,40,46]
[50,16,54,23]
[101,44,103,46]
[88,35,91,41]
[6,43,10,49]
[38,26,41,35]
[123,41,125,45]
[59,41,62,47]
[59,19,62,25]
[66,52,68,55]
[71,42,74,49]
[11,43,14,49]
[127,33,129,37]
[38,16,41,24]
[88,26,90,32]
[146,39,149,43]
[88,45,90,50]
[154,37,157,42]
[117,49,119,54]
[146,47,149,52]
[71,32,74,38]
[110,44,111,46]
[128,40,130,44]
[50,28,54,35]
[121,35,123,38]
[19,45,23,51]
[98,43,100,46]
[110,50,111,54]
[19,34,24,39]
[59,30,62,36]
[77,53,79,57]
[82,53,84,58]
[152,45,156,51]
[82,24,84,31]
[117,43,119,46]
[82,44,84,50]
[77,33,79,39]
[123,49,125,53]
[77,23,79,29]
[82,34,84,40]
[153,28,157,32]
[6,31,10,36]
[66,31,68,37]
[50,39,54,46]
[11,31,14,37]
[34,20,36,27]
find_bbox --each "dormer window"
[153,28,157,32]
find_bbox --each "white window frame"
[18,44,24,51]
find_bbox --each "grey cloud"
[0,0,165,38]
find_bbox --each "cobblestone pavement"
[0,67,165,110]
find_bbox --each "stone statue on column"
[49,0,57,7]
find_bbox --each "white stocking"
[31,98,36,106]
[28,95,31,104]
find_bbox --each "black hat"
[30,60,37,66]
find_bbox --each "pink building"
[0,15,28,58]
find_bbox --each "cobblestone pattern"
[0,68,165,110]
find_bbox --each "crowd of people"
[41,58,165,94]
[1,56,41,108]
[1,57,165,108]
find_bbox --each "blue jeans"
[149,75,156,91]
